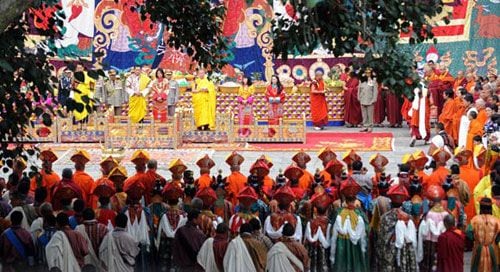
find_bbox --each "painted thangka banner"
[29,0,499,79]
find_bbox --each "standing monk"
[90,156,118,209]
[386,87,402,127]
[292,150,314,192]
[466,111,484,152]
[343,70,362,127]
[192,69,216,130]
[436,215,465,272]
[373,84,386,127]
[123,150,150,202]
[30,149,60,203]
[225,152,246,206]
[195,154,215,190]
[438,89,454,136]
[310,71,329,130]
[458,93,477,148]
[409,83,431,147]
[453,70,467,91]
[451,88,467,144]
[71,150,94,205]
[317,147,336,187]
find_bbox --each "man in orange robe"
[255,155,275,192]
[475,99,488,125]
[30,150,60,203]
[451,88,466,144]
[71,150,94,205]
[454,148,479,224]
[123,150,150,202]
[310,71,329,130]
[225,152,247,206]
[438,89,455,136]
[466,111,484,152]
[464,73,475,93]
[195,154,215,190]
[427,148,450,189]
[317,147,336,187]
[292,150,314,192]
[369,153,388,198]
[143,159,166,205]
[453,70,466,91]
[90,156,118,209]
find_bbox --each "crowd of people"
[0,144,499,271]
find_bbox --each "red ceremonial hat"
[292,150,311,164]
[284,163,304,181]
[432,148,451,165]
[196,187,218,207]
[237,186,258,207]
[454,148,472,166]
[387,184,410,204]
[130,150,150,166]
[273,185,296,206]
[257,155,273,168]
[425,184,445,201]
[317,147,336,162]
[123,178,145,200]
[225,151,244,166]
[325,158,344,177]
[52,184,80,207]
[100,156,119,175]
[40,149,58,163]
[70,150,91,164]
[413,150,429,170]
[310,187,333,210]
[342,149,361,165]
[369,153,388,172]
[196,154,215,170]
[340,176,361,198]
[249,160,270,178]
[162,182,184,201]
[92,179,116,198]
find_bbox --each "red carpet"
[247,132,393,151]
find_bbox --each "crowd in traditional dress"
[0,144,499,272]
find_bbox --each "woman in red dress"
[265,75,286,137]
[150,68,169,122]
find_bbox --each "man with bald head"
[454,70,466,91]
[192,69,216,130]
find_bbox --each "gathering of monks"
[0,133,499,272]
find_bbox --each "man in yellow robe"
[126,67,150,123]
[192,69,216,130]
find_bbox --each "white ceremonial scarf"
[223,235,257,272]
[45,231,81,272]
[197,237,220,272]
[6,206,30,230]
[305,221,331,248]
[264,215,302,241]
[330,213,367,265]
[394,219,417,267]
[125,209,150,247]
[267,241,304,272]
[155,213,187,249]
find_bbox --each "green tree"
[272,0,446,96]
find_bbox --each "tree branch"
[0,0,35,32]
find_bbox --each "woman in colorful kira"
[237,75,255,137]
[150,68,169,122]
[265,75,285,137]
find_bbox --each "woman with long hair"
[265,75,286,137]
[237,76,255,137]
[150,68,168,122]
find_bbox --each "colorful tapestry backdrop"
[29,0,499,79]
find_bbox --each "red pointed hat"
[425,184,445,200]
[249,160,270,178]
[123,178,145,200]
[340,176,361,198]
[325,158,344,177]
[91,179,116,198]
[454,148,472,166]
[387,184,410,204]
[162,182,184,201]
[196,187,218,207]
[196,154,215,170]
[52,183,81,209]
[369,153,388,171]
[237,186,258,207]
[284,163,304,181]
[432,148,451,165]
[225,151,245,166]
[40,149,58,163]
[273,185,296,206]
[100,156,119,175]
[342,149,361,165]
[168,159,188,176]
[257,155,273,168]
[310,187,333,210]
[317,147,336,162]
[292,150,311,164]
[412,150,429,170]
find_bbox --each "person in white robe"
[45,230,81,272]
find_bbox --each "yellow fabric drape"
[192,77,216,129]
[238,85,255,100]
[73,72,95,121]
[128,95,148,123]
[139,73,151,94]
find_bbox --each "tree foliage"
[272,0,445,96]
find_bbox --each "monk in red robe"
[437,214,464,272]
[31,150,60,203]
[310,71,329,130]
[195,155,215,190]
[90,156,118,209]
[438,89,455,136]
[343,71,362,127]
[144,159,166,205]
[426,64,443,116]
[386,89,402,127]
[292,150,314,192]
[454,149,480,224]
[71,150,94,205]
[123,150,150,202]
[369,153,389,198]
[225,152,247,206]
[317,147,336,187]
[52,168,84,212]
[255,155,275,194]
[401,95,412,125]
[373,85,386,126]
